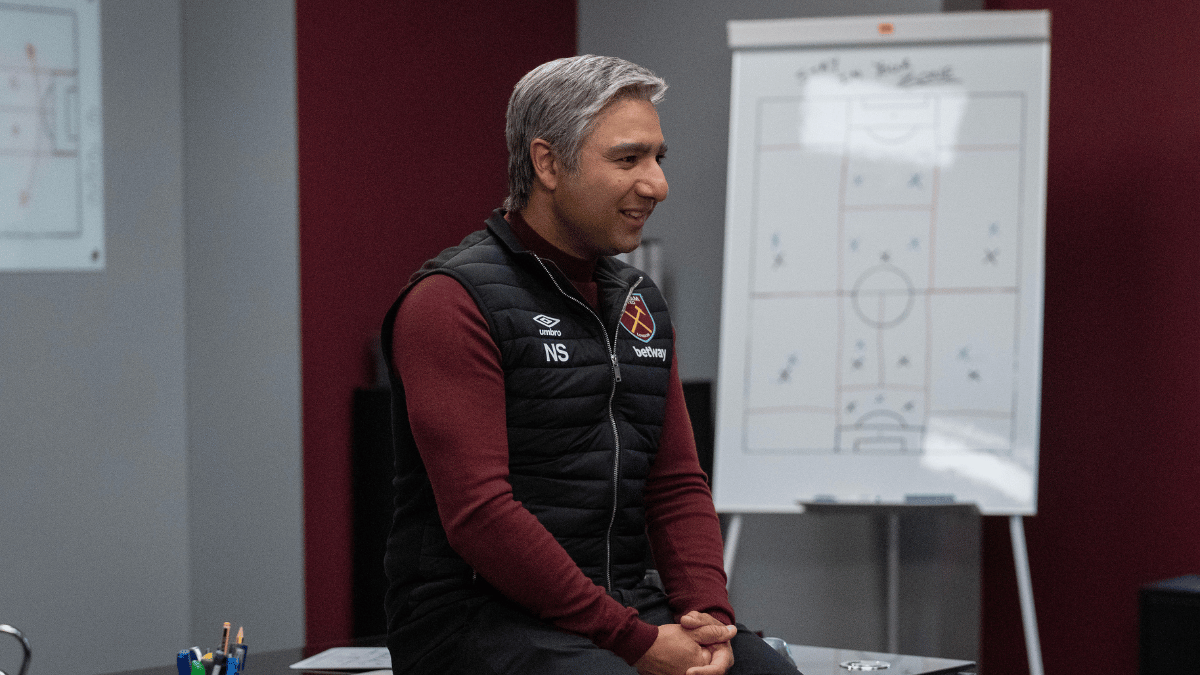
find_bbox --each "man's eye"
[656,154,666,164]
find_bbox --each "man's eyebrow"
[608,142,668,155]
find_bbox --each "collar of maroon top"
[505,209,597,284]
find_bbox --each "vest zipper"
[602,280,642,591]
[530,255,642,592]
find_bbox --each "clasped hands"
[634,610,737,675]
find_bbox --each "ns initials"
[544,343,569,362]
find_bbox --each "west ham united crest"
[620,293,656,342]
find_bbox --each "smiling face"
[539,97,669,260]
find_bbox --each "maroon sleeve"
[393,273,659,664]
[643,352,736,626]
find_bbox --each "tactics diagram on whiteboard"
[716,39,1047,514]
[751,85,1026,456]
[0,0,103,271]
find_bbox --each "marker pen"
[234,643,248,672]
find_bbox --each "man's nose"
[637,162,669,203]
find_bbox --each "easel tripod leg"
[886,511,900,653]
[723,513,744,588]
[1009,515,1044,675]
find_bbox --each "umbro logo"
[533,314,562,336]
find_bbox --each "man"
[381,55,798,675]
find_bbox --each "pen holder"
[177,643,248,675]
[0,624,32,675]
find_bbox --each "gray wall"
[580,0,982,660]
[182,0,303,655]
[0,2,302,672]
[0,2,188,671]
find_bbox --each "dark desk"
[787,644,974,675]
[99,637,387,675]
[103,638,974,675]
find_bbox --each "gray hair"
[504,55,667,211]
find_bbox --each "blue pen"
[234,642,248,672]
[176,649,191,675]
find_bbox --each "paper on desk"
[289,646,391,671]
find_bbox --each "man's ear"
[530,138,560,191]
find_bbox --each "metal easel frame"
[722,510,1043,675]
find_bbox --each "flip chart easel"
[714,11,1050,675]
[723,506,1040,672]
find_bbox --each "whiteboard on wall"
[0,0,104,272]
[713,11,1049,515]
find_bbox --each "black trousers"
[389,585,801,675]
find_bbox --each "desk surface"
[101,644,314,675]
[788,644,974,675]
[102,640,975,675]
[98,637,386,675]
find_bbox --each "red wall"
[980,1,1200,672]
[296,2,576,645]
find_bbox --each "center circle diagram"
[851,264,915,328]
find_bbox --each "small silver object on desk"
[841,660,891,671]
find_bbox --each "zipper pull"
[611,353,622,382]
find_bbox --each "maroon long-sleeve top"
[391,212,732,664]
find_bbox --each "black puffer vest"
[382,211,674,624]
